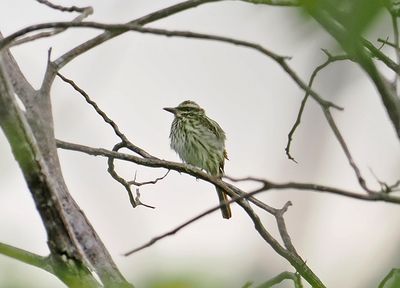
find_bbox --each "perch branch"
[56,139,325,287]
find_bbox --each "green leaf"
[378,269,400,288]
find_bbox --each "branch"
[56,139,325,287]
[377,38,399,49]
[255,271,303,288]
[10,4,93,49]
[322,108,373,193]
[107,142,155,209]
[128,170,170,186]
[56,72,153,158]
[305,5,400,139]
[0,31,35,106]
[0,55,101,287]
[243,0,299,6]
[123,191,247,255]
[285,49,350,162]
[36,0,91,13]
[362,39,400,75]
[0,242,53,274]
[226,176,400,204]
[56,140,400,204]
[369,168,400,193]
[54,0,221,70]
[1,21,342,114]
[124,186,290,255]
[56,72,159,208]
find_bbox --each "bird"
[164,100,231,219]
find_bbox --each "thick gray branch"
[0,55,100,288]
[0,31,132,287]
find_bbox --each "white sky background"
[0,1,400,287]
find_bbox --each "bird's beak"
[163,107,177,114]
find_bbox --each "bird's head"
[164,100,205,118]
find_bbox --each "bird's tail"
[216,186,232,219]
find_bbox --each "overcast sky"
[1,1,400,287]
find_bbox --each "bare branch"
[124,192,288,256]
[0,31,35,98]
[56,72,125,140]
[307,5,400,139]
[123,191,244,255]
[56,72,153,158]
[128,170,170,186]
[225,176,400,204]
[57,140,400,204]
[10,5,93,48]
[255,271,303,288]
[369,168,400,193]
[0,55,102,287]
[285,50,349,162]
[36,0,91,13]
[54,0,221,70]
[275,202,298,255]
[56,139,325,287]
[1,21,341,115]
[107,143,146,208]
[322,108,373,193]
[377,38,399,49]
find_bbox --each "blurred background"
[0,1,400,287]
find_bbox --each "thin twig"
[10,5,93,48]
[56,73,126,140]
[363,38,400,75]
[107,143,154,209]
[323,108,373,193]
[36,0,90,13]
[285,49,349,162]
[225,175,400,203]
[128,170,170,186]
[369,168,400,193]
[56,72,153,158]
[54,0,221,70]
[308,6,400,138]
[123,190,251,255]
[255,271,303,288]
[275,201,298,254]
[56,73,158,208]
[377,38,399,50]
[123,192,291,255]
